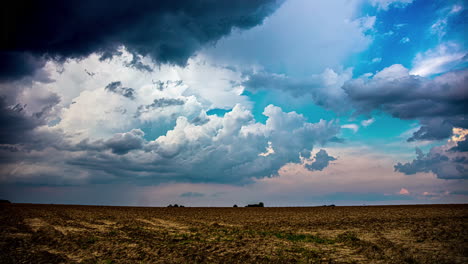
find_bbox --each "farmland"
[1,204,467,263]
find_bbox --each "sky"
[0,0,467,206]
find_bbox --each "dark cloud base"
[395,148,467,180]
[0,0,282,81]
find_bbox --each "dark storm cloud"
[305,149,336,171]
[0,0,283,80]
[0,95,59,144]
[343,67,468,141]
[0,52,47,82]
[72,129,146,155]
[124,52,153,72]
[104,129,145,155]
[105,81,136,99]
[407,118,455,142]
[394,148,467,180]
[450,138,468,152]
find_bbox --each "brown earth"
[1,204,467,263]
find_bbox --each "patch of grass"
[336,231,360,243]
[276,245,325,263]
[265,231,334,244]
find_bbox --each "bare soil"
[1,204,467,263]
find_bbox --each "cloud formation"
[0,0,282,80]
[305,149,337,171]
[105,81,136,100]
[395,128,468,180]
[1,104,340,185]
[394,147,467,180]
[242,68,353,112]
[344,65,468,141]
[0,95,60,145]
[370,0,413,11]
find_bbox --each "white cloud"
[430,4,463,37]
[361,118,375,127]
[371,57,382,64]
[341,124,359,133]
[357,16,376,32]
[370,0,413,11]
[259,141,275,157]
[17,49,251,141]
[374,64,409,80]
[430,18,448,38]
[1,103,340,185]
[450,5,463,14]
[400,37,410,43]
[150,104,339,182]
[410,42,466,77]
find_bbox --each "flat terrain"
[1,204,467,263]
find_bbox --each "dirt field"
[1,204,467,263]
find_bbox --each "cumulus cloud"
[0,0,282,81]
[344,65,468,141]
[0,95,60,145]
[242,68,353,112]
[0,52,48,82]
[15,51,249,141]
[394,147,467,179]
[259,141,275,157]
[305,149,336,171]
[400,130,468,180]
[395,128,468,180]
[450,138,468,152]
[104,129,145,155]
[1,104,340,185]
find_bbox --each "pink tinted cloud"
[399,188,410,195]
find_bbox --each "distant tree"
[167,204,173,207]
[233,204,238,207]
[0,199,11,204]
[173,204,179,207]
[246,202,264,207]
